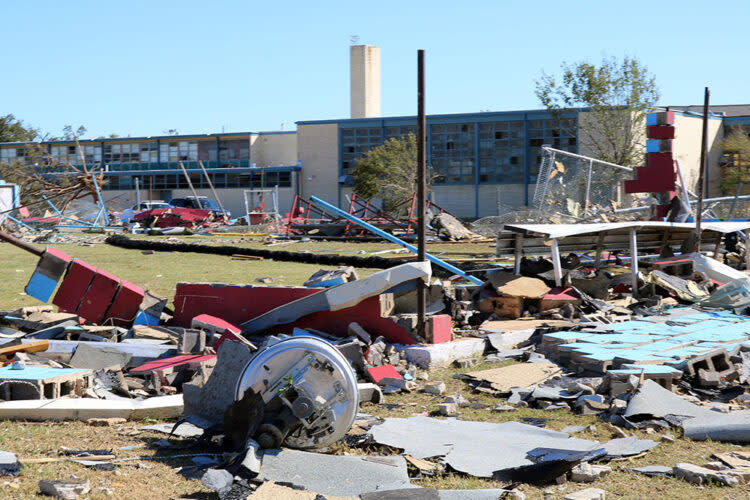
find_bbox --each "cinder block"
[178,329,206,354]
[647,125,675,140]
[104,280,145,328]
[656,111,675,125]
[77,270,120,324]
[426,314,452,344]
[52,259,97,314]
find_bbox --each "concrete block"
[439,402,458,416]
[38,478,90,499]
[673,462,739,486]
[0,366,92,400]
[357,382,383,403]
[423,381,446,395]
[563,488,606,500]
[426,314,452,344]
[178,329,206,354]
[182,340,253,425]
[400,338,486,369]
[69,343,132,370]
[570,462,611,483]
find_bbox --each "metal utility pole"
[695,87,709,252]
[417,49,427,342]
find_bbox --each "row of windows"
[104,171,292,191]
[341,119,577,185]
[0,139,252,168]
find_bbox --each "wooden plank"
[0,340,49,357]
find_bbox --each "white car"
[120,201,172,223]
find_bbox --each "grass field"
[0,236,748,498]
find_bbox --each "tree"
[0,114,38,143]
[535,56,659,166]
[719,126,750,194]
[352,133,420,211]
[62,124,87,140]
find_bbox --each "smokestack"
[350,45,381,119]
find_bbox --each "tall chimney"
[350,45,381,118]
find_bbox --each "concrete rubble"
[5,216,750,497]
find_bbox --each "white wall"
[673,113,724,196]
[250,133,297,167]
[297,123,339,205]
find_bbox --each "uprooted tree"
[535,56,660,167]
[352,132,424,212]
[0,119,104,211]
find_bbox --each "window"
[430,122,475,184]
[340,127,382,175]
[527,117,577,176]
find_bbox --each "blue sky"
[1,1,748,138]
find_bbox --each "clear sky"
[1,1,748,139]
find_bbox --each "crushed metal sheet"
[624,380,713,421]
[682,412,750,443]
[140,422,204,438]
[630,465,673,477]
[257,449,416,497]
[603,437,659,457]
[368,416,603,478]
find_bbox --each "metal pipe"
[417,49,427,340]
[309,195,483,285]
[541,146,632,171]
[178,162,203,209]
[0,230,43,257]
[199,161,227,220]
[584,159,593,216]
[696,87,710,251]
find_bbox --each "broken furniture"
[496,221,750,289]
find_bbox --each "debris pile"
[6,215,750,497]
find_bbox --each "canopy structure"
[496,221,750,291]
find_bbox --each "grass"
[0,236,748,498]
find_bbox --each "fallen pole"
[0,229,43,257]
[309,196,483,285]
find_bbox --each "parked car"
[168,196,231,218]
[120,200,172,223]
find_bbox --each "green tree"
[352,133,421,211]
[0,114,38,143]
[536,56,659,166]
[720,126,750,194]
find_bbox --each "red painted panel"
[366,365,402,383]
[52,259,97,314]
[105,280,145,327]
[191,313,241,334]
[77,270,121,324]
[130,354,216,373]
[172,283,417,344]
[647,125,675,140]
